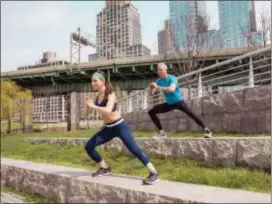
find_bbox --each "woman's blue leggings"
[84,119,150,166]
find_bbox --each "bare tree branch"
[166,11,217,99]
[237,23,259,51]
[259,7,271,47]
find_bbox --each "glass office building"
[169,1,206,50]
[218,1,261,48]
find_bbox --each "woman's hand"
[86,99,96,109]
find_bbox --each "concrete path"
[1,158,270,203]
[0,192,26,203]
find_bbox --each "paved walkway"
[1,158,270,203]
[1,192,25,203]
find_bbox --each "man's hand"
[149,87,156,96]
[149,82,157,89]
[86,99,96,109]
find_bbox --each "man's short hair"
[157,62,168,70]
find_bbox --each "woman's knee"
[84,138,96,152]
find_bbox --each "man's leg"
[174,100,213,138]
[148,103,173,138]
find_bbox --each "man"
[148,63,212,138]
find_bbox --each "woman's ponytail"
[105,81,114,96]
[97,71,114,96]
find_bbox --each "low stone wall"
[123,86,271,134]
[25,137,271,170]
[1,158,270,203]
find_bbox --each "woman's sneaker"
[204,128,212,138]
[143,172,160,185]
[92,167,112,177]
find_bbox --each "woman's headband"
[92,71,105,81]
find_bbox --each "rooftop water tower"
[41,51,57,63]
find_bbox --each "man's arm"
[149,86,157,96]
[149,79,159,96]
[156,76,178,93]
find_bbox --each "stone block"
[137,122,150,131]
[103,138,123,152]
[236,137,271,169]
[188,98,203,116]
[126,190,185,203]
[172,110,186,120]
[72,138,88,147]
[67,178,127,203]
[201,114,223,132]
[221,91,244,113]
[222,113,242,133]
[241,110,271,134]
[212,138,236,167]
[136,139,175,157]
[164,111,178,120]
[56,139,68,147]
[134,110,149,123]
[243,86,271,112]
[142,112,151,122]
[173,139,213,164]
[177,118,189,132]
[202,94,223,115]
[162,119,178,132]
[1,165,69,203]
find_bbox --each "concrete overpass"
[1,47,252,95]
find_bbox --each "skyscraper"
[218,1,261,48]
[95,0,150,60]
[157,19,173,54]
[169,1,207,50]
[157,30,165,54]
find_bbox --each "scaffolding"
[69,27,96,64]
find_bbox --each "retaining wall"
[25,137,271,170]
[123,86,271,134]
[1,158,270,203]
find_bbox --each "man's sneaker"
[143,172,160,185]
[92,167,112,177]
[204,128,212,138]
[152,131,168,139]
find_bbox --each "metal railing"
[119,46,271,114]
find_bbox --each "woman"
[85,71,159,185]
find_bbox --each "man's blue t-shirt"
[156,74,183,105]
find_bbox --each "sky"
[1,1,271,72]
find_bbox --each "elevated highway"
[1,47,252,94]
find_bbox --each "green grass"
[1,133,270,193]
[1,186,56,203]
[2,128,269,139]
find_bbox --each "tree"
[16,89,33,132]
[0,81,33,134]
[259,7,271,48]
[238,6,271,50]
[1,81,20,133]
[166,12,217,99]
